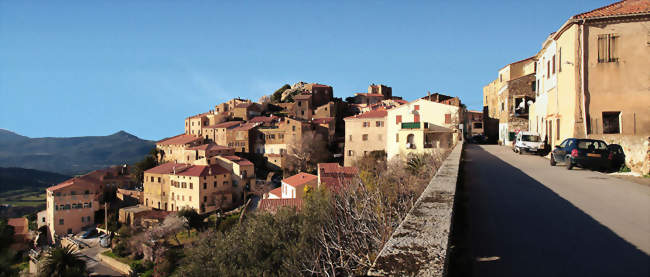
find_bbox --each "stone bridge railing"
[368,143,463,276]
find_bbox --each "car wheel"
[550,154,556,166]
[566,157,573,170]
[517,147,522,155]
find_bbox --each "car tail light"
[608,153,613,160]
[571,149,578,157]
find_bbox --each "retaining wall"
[368,142,463,276]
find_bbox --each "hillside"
[0,167,69,192]
[0,130,155,175]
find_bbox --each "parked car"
[513,132,545,155]
[550,138,611,170]
[470,134,487,144]
[81,228,97,239]
[607,144,626,171]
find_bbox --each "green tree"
[177,208,205,235]
[271,84,290,103]
[132,147,160,185]
[0,218,14,250]
[99,185,119,232]
[38,245,87,277]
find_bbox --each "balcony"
[401,122,421,129]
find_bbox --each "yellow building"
[46,166,132,242]
[343,109,388,166]
[144,162,233,213]
[156,134,203,163]
[483,57,537,145]
[530,0,650,173]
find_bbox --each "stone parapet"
[368,143,463,276]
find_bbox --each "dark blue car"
[550,138,611,170]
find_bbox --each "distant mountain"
[0,130,155,175]
[0,167,70,192]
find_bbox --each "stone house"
[156,134,204,163]
[280,172,318,199]
[343,109,388,166]
[483,57,537,145]
[528,0,650,173]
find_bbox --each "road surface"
[460,144,650,277]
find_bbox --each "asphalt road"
[461,144,650,277]
[76,236,123,276]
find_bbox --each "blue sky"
[0,0,612,140]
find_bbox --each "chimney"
[173,166,176,175]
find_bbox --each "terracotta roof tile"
[145,162,189,175]
[157,134,202,146]
[249,116,279,124]
[258,198,303,213]
[222,155,254,166]
[282,172,317,188]
[175,164,230,177]
[574,0,650,19]
[231,123,258,131]
[268,187,281,197]
[7,218,28,235]
[344,109,388,120]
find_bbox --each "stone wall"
[368,143,463,276]
[588,134,650,174]
[97,252,133,275]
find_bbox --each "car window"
[577,140,607,150]
[522,135,541,142]
[559,139,568,148]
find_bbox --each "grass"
[0,189,46,207]
[102,250,136,265]
[169,229,199,246]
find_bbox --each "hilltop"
[0,130,155,175]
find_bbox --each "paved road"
[76,236,123,276]
[462,144,650,277]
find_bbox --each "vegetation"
[0,167,69,194]
[132,147,161,185]
[173,150,449,276]
[38,245,87,277]
[271,84,291,103]
[284,131,330,176]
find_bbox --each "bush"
[112,240,130,257]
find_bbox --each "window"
[547,61,550,79]
[603,112,621,134]
[501,102,504,112]
[297,101,301,107]
[301,111,304,115]
[204,196,207,203]
[214,181,217,188]
[376,121,384,127]
[556,119,560,139]
[445,114,451,124]
[203,183,207,189]
[362,134,368,141]
[558,48,562,72]
[396,134,399,142]
[598,34,618,63]
[150,176,154,182]
[473,122,483,128]
[363,122,370,127]
[189,196,192,201]
[189,183,193,189]
[531,81,536,92]
[348,150,354,156]
[396,115,402,125]
[59,219,64,225]
[292,126,296,131]
[552,55,556,74]
[157,177,161,182]
[499,74,502,82]
[414,105,420,111]
[349,135,352,142]
[81,217,85,223]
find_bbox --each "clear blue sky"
[0,0,611,140]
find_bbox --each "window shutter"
[445,114,451,124]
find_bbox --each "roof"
[222,155,254,166]
[249,116,279,124]
[258,198,303,213]
[310,83,331,88]
[394,99,408,104]
[265,153,282,157]
[139,210,172,220]
[206,121,242,129]
[47,167,127,192]
[282,172,318,188]
[145,162,187,175]
[268,187,281,197]
[157,134,202,146]
[187,142,232,151]
[468,110,483,114]
[318,163,359,175]
[232,123,258,131]
[7,218,28,234]
[344,109,388,120]
[175,164,230,177]
[573,0,650,19]
[312,117,334,124]
[187,112,212,119]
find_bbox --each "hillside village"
[2,1,649,276]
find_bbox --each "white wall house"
[386,98,460,160]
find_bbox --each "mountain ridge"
[0,129,155,175]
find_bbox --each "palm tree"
[38,245,87,277]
